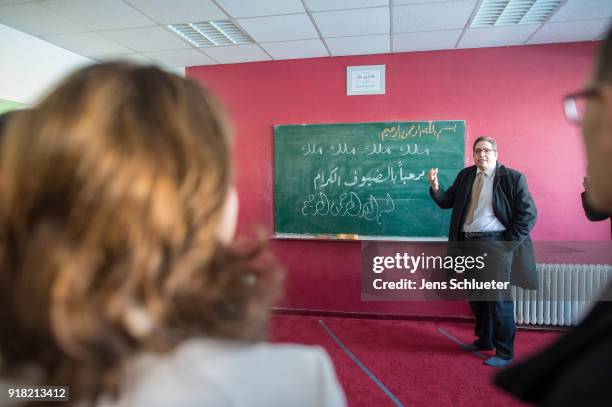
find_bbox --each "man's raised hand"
[428,168,439,192]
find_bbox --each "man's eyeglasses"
[563,87,600,124]
[474,148,496,155]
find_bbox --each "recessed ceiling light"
[471,0,563,28]
[168,21,252,47]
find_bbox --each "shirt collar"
[477,166,495,177]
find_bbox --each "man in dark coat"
[495,24,612,406]
[429,136,537,367]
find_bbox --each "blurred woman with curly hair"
[0,62,346,406]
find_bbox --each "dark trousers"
[461,233,515,360]
[470,300,515,359]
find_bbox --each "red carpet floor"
[269,315,560,407]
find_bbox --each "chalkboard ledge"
[273,233,448,242]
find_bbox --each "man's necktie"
[465,171,484,225]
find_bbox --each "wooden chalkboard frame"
[274,120,465,241]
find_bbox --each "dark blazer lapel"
[493,162,506,192]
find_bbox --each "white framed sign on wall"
[346,65,386,96]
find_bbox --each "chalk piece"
[336,234,359,240]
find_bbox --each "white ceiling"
[0,0,610,69]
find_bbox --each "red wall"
[188,42,607,317]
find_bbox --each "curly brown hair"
[0,62,283,404]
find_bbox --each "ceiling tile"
[326,34,390,56]
[304,0,388,12]
[101,26,189,52]
[393,1,477,33]
[201,44,271,64]
[0,2,87,35]
[527,19,611,44]
[143,48,216,67]
[0,0,37,4]
[393,0,450,4]
[313,7,390,37]
[237,14,318,42]
[393,29,461,52]
[91,53,156,64]
[215,0,304,18]
[458,25,540,49]
[549,0,612,23]
[261,39,328,60]
[124,0,227,24]
[41,0,155,30]
[42,32,133,56]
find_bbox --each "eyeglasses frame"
[563,86,601,125]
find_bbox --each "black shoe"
[459,343,493,351]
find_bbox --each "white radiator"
[513,263,611,327]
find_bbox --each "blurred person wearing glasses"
[565,67,612,233]
[567,78,612,234]
[428,136,538,368]
[496,25,612,406]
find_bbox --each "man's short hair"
[594,24,612,83]
[473,136,497,152]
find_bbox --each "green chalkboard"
[274,121,465,239]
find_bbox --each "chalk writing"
[364,143,392,155]
[380,122,458,142]
[330,143,356,155]
[301,143,323,156]
[300,142,429,157]
[301,192,396,225]
[399,143,429,156]
[312,163,426,190]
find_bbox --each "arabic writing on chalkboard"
[274,121,465,238]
